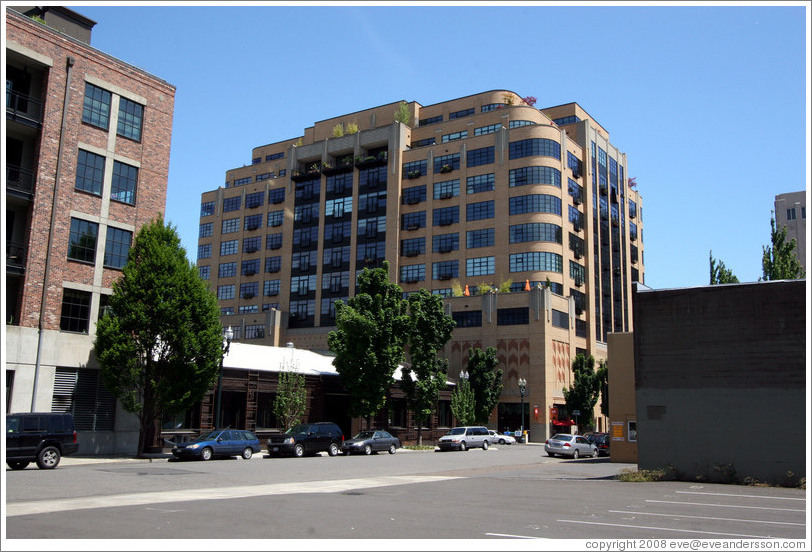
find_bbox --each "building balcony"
[6,90,43,126]
[6,241,27,273]
[6,165,35,198]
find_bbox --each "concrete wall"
[633,280,806,485]
[606,332,637,463]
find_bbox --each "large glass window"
[117,97,143,141]
[75,150,105,195]
[267,210,284,227]
[434,180,460,200]
[82,83,111,129]
[509,194,562,216]
[467,173,495,194]
[110,161,138,205]
[433,206,459,226]
[467,200,494,221]
[400,264,425,283]
[60,289,92,333]
[432,260,459,281]
[200,201,215,217]
[243,236,261,253]
[452,311,482,327]
[433,233,459,253]
[68,218,98,263]
[466,228,494,248]
[218,262,237,278]
[401,237,426,257]
[509,138,561,160]
[244,214,262,231]
[434,154,460,173]
[509,252,563,273]
[221,218,240,234]
[240,282,259,299]
[403,160,427,178]
[223,196,242,212]
[265,256,282,273]
[403,185,427,204]
[509,166,561,188]
[498,307,529,326]
[467,146,494,167]
[104,227,132,269]
[264,279,281,296]
[474,123,500,136]
[402,211,426,230]
[199,222,213,238]
[268,188,285,204]
[245,191,264,209]
[266,233,283,250]
[442,130,467,143]
[220,239,239,256]
[510,223,562,244]
[217,285,236,300]
[466,256,494,276]
[197,244,211,259]
[242,259,260,276]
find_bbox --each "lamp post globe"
[518,378,528,440]
[215,326,233,429]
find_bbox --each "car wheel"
[363,444,372,455]
[388,444,397,455]
[7,461,29,470]
[36,446,61,469]
[498,438,505,445]
[482,440,489,450]
[572,449,580,459]
[200,447,213,461]
[294,444,305,458]
[242,447,253,460]
[459,441,467,451]
[328,443,340,457]
[547,452,555,457]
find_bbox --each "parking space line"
[608,510,806,526]
[646,500,805,512]
[675,490,806,501]
[484,533,542,539]
[558,519,769,539]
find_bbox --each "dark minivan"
[266,422,344,458]
[6,412,79,470]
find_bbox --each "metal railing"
[6,165,35,195]
[6,90,44,124]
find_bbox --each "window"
[360,165,387,189]
[403,159,427,178]
[567,151,583,177]
[293,250,317,271]
[402,211,426,230]
[357,217,385,239]
[52,368,116,431]
[291,275,316,296]
[497,307,529,326]
[104,227,132,269]
[295,180,320,201]
[221,218,240,234]
[217,285,236,300]
[239,305,259,314]
[509,194,562,216]
[442,130,467,143]
[110,161,138,205]
[434,154,460,173]
[60,289,92,333]
[326,197,353,218]
[265,256,282,273]
[198,265,210,280]
[266,152,284,161]
[467,174,495,194]
[418,115,442,126]
[433,233,459,253]
[432,260,459,281]
[199,222,213,238]
[509,120,536,129]
[323,245,350,267]
[552,309,569,329]
[474,123,500,136]
[412,137,436,148]
[264,279,281,296]
[197,244,211,260]
[322,271,350,293]
[452,311,482,327]
[403,185,427,204]
[467,146,494,167]
[434,179,459,200]
[245,324,265,339]
[554,115,581,126]
[433,206,459,226]
[294,227,318,249]
[786,208,796,221]
[244,214,262,231]
[357,241,385,264]
[510,166,561,188]
[267,210,284,227]
[240,282,259,299]
[246,191,264,208]
[449,107,474,119]
[358,191,385,214]
[266,233,283,250]
[467,228,494,248]
[223,196,242,212]
[481,103,506,113]
[467,200,494,221]
[294,204,319,224]
[234,177,252,187]
[257,172,272,181]
[321,296,347,322]
[401,237,425,257]
[570,261,586,285]
[243,236,261,253]
[326,172,353,195]
[269,188,285,204]
[201,201,215,217]
[509,138,561,160]
[326,221,352,243]
[467,256,495,277]
[509,251,563,273]
[400,264,425,283]
[82,83,111,129]
[242,259,260,276]
[510,223,562,244]
[219,262,237,278]
[117,97,143,141]
[220,239,239,256]
[75,150,105,195]
[68,218,98,263]
[220,307,234,316]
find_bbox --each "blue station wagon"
[171,429,261,461]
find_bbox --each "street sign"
[572,410,580,416]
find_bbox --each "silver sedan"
[544,433,597,459]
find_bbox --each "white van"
[437,426,490,451]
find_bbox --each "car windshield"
[448,428,466,435]
[285,424,311,435]
[193,431,221,442]
[354,431,375,440]
[551,434,573,441]
[594,435,608,444]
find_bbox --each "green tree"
[394,101,411,125]
[562,354,602,431]
[450,376,475,426]
[709,250,739,284]
[762,212,805,280]
[401,289,455,445]
[94,216,223,455]
[596,361,608,417]
[466,347,503,425]
[328,261,409,424]
[273,361,307,431]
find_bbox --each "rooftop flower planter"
[354,151,388,169]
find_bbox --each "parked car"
[5,412,79,470]
[587,432,610,457]
[341,430,401,455]
[488,430,516,445]
[171,429,261,460]
[267,422,344,458]
[437,426,490,451]
[544,433,597,459]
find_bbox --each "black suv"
[266,422,344,458]
[6,412,79,470]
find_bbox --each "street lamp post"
[518,378,527,442]
[215,326,233,429]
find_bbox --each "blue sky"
[73,2,809,289]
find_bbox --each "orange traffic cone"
[524,279,530,291]
[463,285,470,296]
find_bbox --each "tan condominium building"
[197,90,644,439]
[5,6,176,453]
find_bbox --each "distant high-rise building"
[5,7,176,453]
[197,90,644,438]
[774,191,807,274]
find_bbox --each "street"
[4,445,807,543]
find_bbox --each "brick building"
[5,6,175,454]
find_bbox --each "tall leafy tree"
[762,213,805,280]
[401,289,455,445]
[94,216,223,455]
[328,261,409,424]
[596,361,609,417]
[450,376,475,426]
[563,354,602,431]
[709,250,739,284]
[466,347,503,425]
[273,360,307,431]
